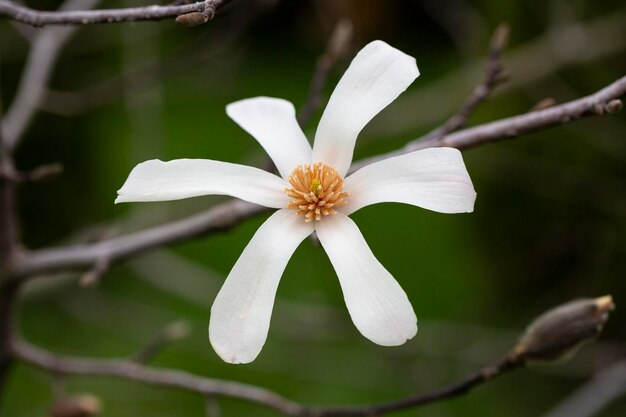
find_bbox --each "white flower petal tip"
[312,40,420,176]
[342,147,477,216]
[365,40,420,78]
[209,209,314,364]
[315,214,418,347]
[226,97,312,179]
[115,158,288,208]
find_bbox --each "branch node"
[78,258,110,287]
[604,98,623,114]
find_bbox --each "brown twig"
[370,12,626,139]
[38,0,271,117]
[78,257,110,287]
[10,337,520,417]
[131,321,191,364]
[418,23,510,144]
[4,75,624,285]
[11,297,614,415]
[2,163,64,183]
[5,199,267,283]
[353,74,626,169]
[0,0,229,27]
[0,76,21,399]
[0,0,102,154]
[297,19,353,126]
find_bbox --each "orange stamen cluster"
[286,162,349,222]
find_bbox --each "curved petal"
[226,97,312,179]
[209,209,313,363]
[315,214,417,346]
[342,147,476,215]
[312,41,419,176]
[116,159,288,209]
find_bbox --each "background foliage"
[1,0,625,416]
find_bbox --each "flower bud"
[510,295,614,363]
[175,12,208,27]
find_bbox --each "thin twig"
[0,58,21,398]
[297,19,353,126]
[4,75,624,284]
[0,0,102,154]
[11,337,521,417]
[418,23,509,143]
[39,0,272,116]
[132,321,191,364]
[11,297,614,415]
[353,74,626,169]
[78,257,110,287]
[369,12,626,139]
[0,0,229,27]
[6,199,267,283]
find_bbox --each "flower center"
[286,162,349,222]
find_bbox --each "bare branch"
[39,0,273,116]
[0,0,102,153]
[354,74,626,169]
[11,337,520,417]
[418,23,509,143]
[4,75,625,284]
[9,297,614,416]
[0,66,21,396]
[11,337,307,416]
[6,199,268,282]
[418,75,626,151]
[132,321,191,364]
[0,0,230,27]
[297,19,353,126]
[371,12,626,138]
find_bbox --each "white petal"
[315,214,417,346]
[209,209,313,363]
[116,159,288,209]
[312,41,419,176]
[342,147,476,215]
[226,97,312,179]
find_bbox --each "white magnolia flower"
[116,40,476,364]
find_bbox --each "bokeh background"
[1,0,626,416]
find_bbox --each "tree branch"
[0,0,229,27]
[417,23,509,143]
[418,76,625,151]
[10,337,521,417]
[10,297,614,415]
[0,0,102,153]
[297,19,353,126]
[354,74,626,169]
[4,75,623,284]
[0,39,21,403]
[39,0,270,117]
[6,199,268,282]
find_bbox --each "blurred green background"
[1,0,626,416]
